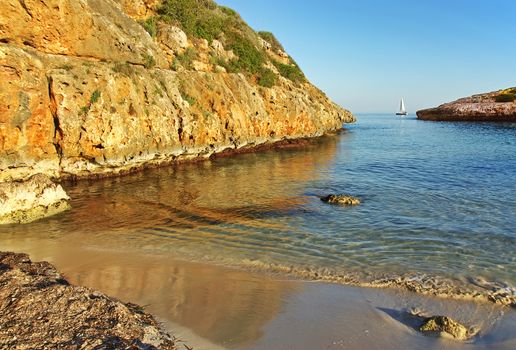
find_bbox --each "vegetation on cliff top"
[147,0,305,87]
[258,31,285,52]
[495,87,516,103]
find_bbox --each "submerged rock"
[0,252,177,349]
[0,174,70,224]
[321,194,361,206]
[419,315,473,341]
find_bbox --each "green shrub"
[181,92,196,106]
[112,62,134,76]
[79,105,90,116]
[140,17,158,37]
[157,0,304,85]
[90,90,101,104]
[257,31,284,52]
[142,53,156,69]
[79,90,101,116]
[272,59,305,84]
[158,0,223,42]
[158,0,197,33]
[170,58,180,71]
[194,15,225,42]
[175,47,197,70]
[219,6,238,17]
[223,31,266,74]
[495,93,516,102]
[257,68,276,87]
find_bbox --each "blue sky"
[216,0,516,113]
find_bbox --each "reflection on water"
[0,242,298,349]
[67,253,298,348]
[1,115,516,347]
[0,134,343,267]
[1,116,515,302]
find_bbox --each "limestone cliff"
[0,174,70,224]
[0,0,354,183]
[417,88,516,122]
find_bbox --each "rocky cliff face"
[417,88,516,122]
[0,0,354,183]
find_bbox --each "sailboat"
[396,98,407,116]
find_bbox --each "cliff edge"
[0,0,354,183]
[417,88,516,122]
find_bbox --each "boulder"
[158,24,189,54]
[419,315,473,341]
[0,174,70,224]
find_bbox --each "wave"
[169,252,516,308]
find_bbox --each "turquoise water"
[2,114,515,299]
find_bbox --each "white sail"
[399,98,406,113]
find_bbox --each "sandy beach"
[2,239,514,350]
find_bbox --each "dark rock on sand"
[321,194,361,206]
[0,252,177,349]
[419,315,472,341]
[416,88,516,122]
[407,308,478,341]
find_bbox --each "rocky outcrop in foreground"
[417,88,516,121]
[0,252,176,349]
[0,174,70,224]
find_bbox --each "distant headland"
[417,88,516,122]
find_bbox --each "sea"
[2,114,515,303]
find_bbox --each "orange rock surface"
[0,0,354,181]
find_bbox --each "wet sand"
[2,241,515,350]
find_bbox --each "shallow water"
[2,114,515,299]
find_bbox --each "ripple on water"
[0,115,515,305]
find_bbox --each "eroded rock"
[0,174,70,224]
[321,194,361,206]
[158,24,189,54]
[0,0,166,67]
[0,252,177,349]
[0,0,355,182]
[419,315,475,341]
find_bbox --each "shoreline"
[2,246,514,350]
[57,130,346,183]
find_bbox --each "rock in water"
[419,315,472,341]
[0,174,70,224]
[321,194,361,206]
[0,252,177,349]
